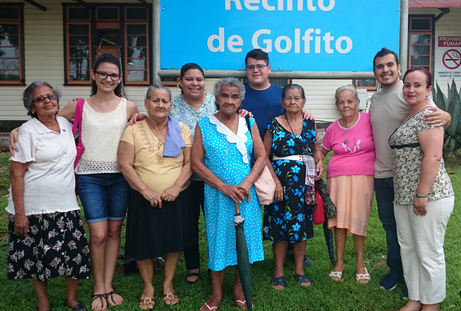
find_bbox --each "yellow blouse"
[120,119,192,192]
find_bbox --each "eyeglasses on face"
[95,71,121,80]
[33,94,57,104]
[246,64,268,71]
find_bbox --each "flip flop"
[91,293,107,311]
[294,274,313,287]
[105,291,123,306]
[270,276,286,289]
[163,292,179,306]
[235,299,253,309]
[356,268,371,284]
[329,270,343,281]
[139,297,155,310]
[202,302,218,310]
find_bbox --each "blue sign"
[160,0,400,71]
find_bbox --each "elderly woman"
[6,81,90,311]
[128,63,217,284]
[191,77,265,310]
[118,84,192,309]
[263,84,323,290]
[319,85,375,283]
[11,54,139,310]
[389,68,454,311]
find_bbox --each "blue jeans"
[77,173,129,223]
[374,177,403,279]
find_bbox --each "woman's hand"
[274,180,284,202]
[302,111,315,121]
[127,113,147,126]
[9,127,20,156]
[413,197,427,216]
[315,160,324,181]
[141,189,163,208]
[14,214,29,237]
[220,184,246,203]
[162,185,181,202]
[423,107,451,128]
[238,109,254,118]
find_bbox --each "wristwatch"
[415,192,428,198]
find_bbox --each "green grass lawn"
[0,153,460,310]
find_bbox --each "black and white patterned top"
[389,107,454,205]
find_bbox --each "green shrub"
[432,79,461,153]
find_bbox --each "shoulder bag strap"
[244,115,256,167]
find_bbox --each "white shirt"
[6,116,80,216]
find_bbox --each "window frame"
[408,15,434,73]
[63,4,151,86]
[354,79,378,91]
[0,3,25,85]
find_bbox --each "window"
[64,4,151,85]
[354,79,377,91]
[409,16,433,72]
[0,4,24,84]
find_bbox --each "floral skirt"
[7,210,91,281]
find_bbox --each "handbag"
[244,116,276,205]
[72,98,85,169]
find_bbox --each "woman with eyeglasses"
[10,53,139,311]
[7,81,91,311]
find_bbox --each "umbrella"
[234,195,253,311]
[316,179,336,264]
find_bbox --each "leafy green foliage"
[433,80,461,153]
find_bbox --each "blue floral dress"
[263,117,316,243]
[197,115,264,271]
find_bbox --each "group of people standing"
[6,47,454,311]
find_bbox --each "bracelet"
[415,192,428,198]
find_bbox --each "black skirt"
[7,210,91,281]
[125,187,191,261]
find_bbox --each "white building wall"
[1,6,459,121]
[0,0,151,121]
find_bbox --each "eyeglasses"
[95,71,121,80]
[33,94,57,104]
[246,64,268,71]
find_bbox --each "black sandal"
[186,270,200,284]
[105,290,123,306]
[91,293,106,310]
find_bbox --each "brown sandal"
[139,296,155,310]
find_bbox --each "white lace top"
[75,98,127,174]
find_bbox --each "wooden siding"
[0,0,151,121]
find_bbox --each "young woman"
[61,54,138,311]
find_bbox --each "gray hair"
[213,77,245,100]
[145,83,172,101]
[334,85,359,104]
[23,81,61,118]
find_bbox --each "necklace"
[285,114,302,139]
[342,128,352,145]
[339,115,357,144]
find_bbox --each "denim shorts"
[77,173,129,223]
